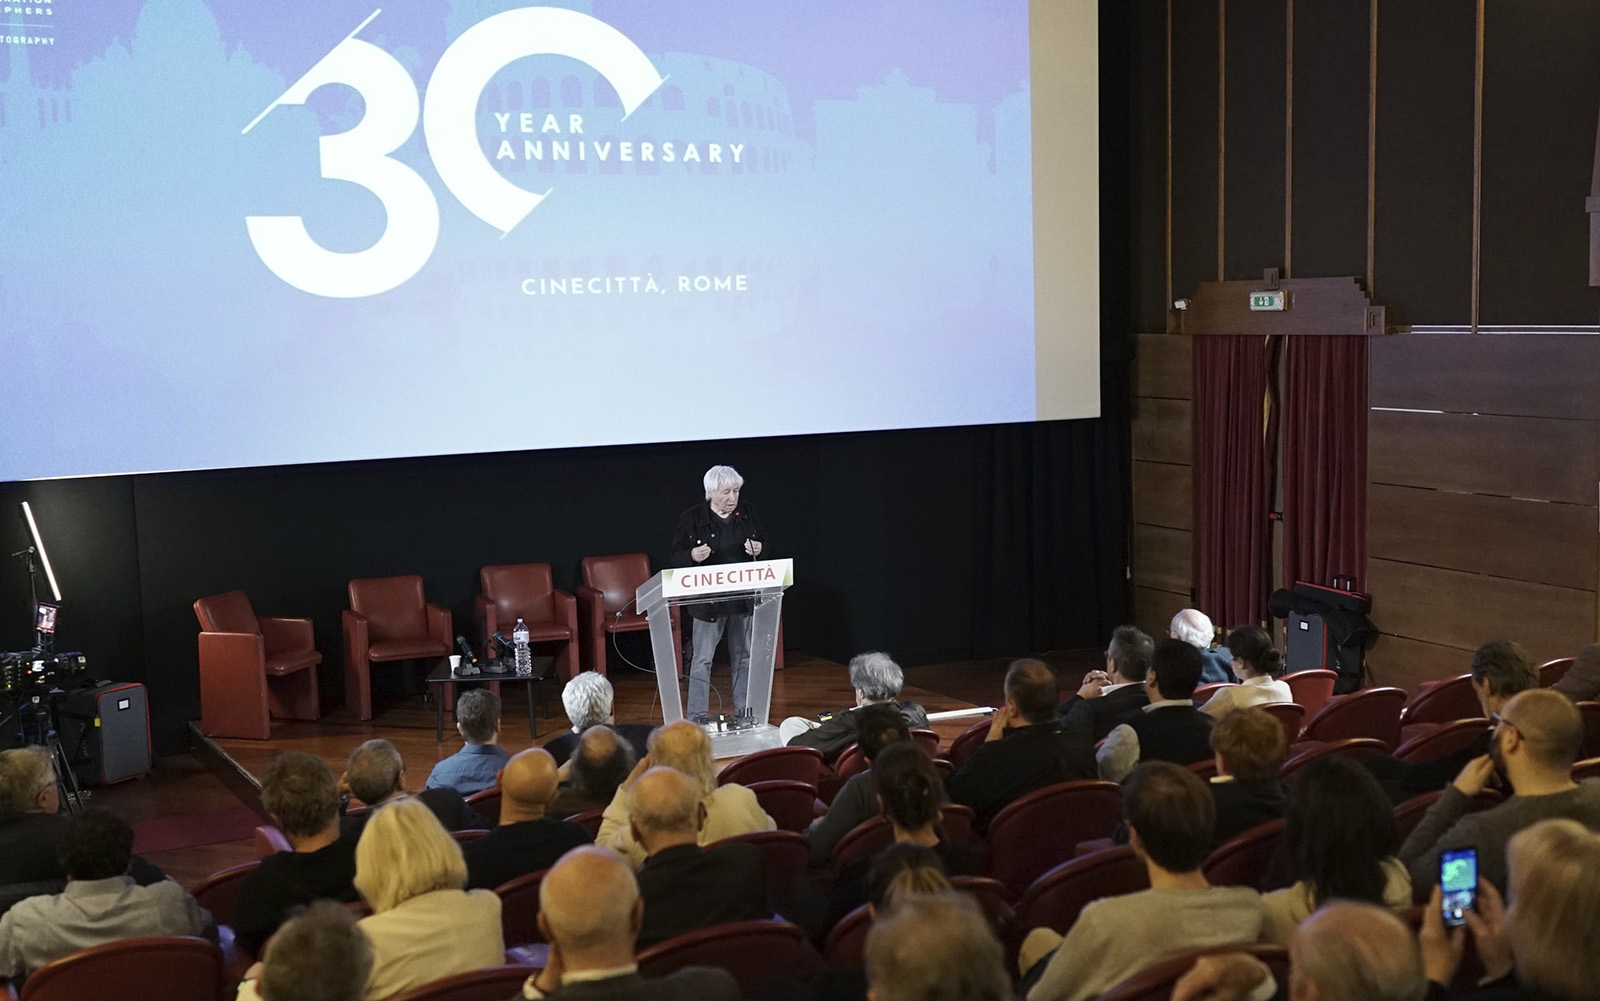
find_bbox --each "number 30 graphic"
[243,7,666,299]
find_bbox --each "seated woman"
[1261,757,1410,945]
[1202,626,1292,718]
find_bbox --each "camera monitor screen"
[34,603,59,636]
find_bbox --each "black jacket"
[339,788,491,840]
[543,723,654,768]
[946,722,1097,828]
[670,501,767,621]
[1210,778,1287,847]
[1058,683,1150,743]
[787,702,931,765]
[462,818,594,890]
[636,842,769,948]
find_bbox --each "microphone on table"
[454,636,481,676]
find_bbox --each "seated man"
[630,767,769,947]
[250,901,372,1001]
[234,751,360,957]
[1098,639,1215,782]
[1365,639,1537,803]
[339,739,489,838]
[1399,687,1600,894]
[1550,641,1600,703]
[548,725,638,818]
[424,688,511,797]
[1172,609,1235,685]
[518,845,741,1001]
[1022,762,1267,1001]
[780,652,930,765]
[805,704,913,865]
[462,748,592,890]
[946,659,1096,828]
[1208,707,1288,847]
[544,673,653,768]
[866,892,1011,1001]
[1058,626,1154,743]
[0,808,212,978]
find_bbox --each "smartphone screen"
[1440,848,1478,927]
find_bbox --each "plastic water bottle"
[513,618,532,677]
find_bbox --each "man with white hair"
[670,464,768,722]
[780,651,930,765]
[544,673,652,768]
[1171,609,1236,684]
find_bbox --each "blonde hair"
[1506,819,1600,1001]
[353,798,466,913]
[648,722,718,799]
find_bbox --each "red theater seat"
[194,590,321,740]
[19,936,224,1001]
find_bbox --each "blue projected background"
[0,0,1096,481]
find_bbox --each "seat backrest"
[830,816,895,871]
[1574,756,1600,781]
[193,590,260,635]
[987,780,1124,899]
[580,554,653,615]
[1400,675,1482,727]
[189,860,259,930]
[387,964,541,1001]
[1579,702,1600,759]
[910,729,941,753]
[1394,718,1491,764]
[479,564,556,625]
[452,829,489,844]
[1093,944,1291,1001]
[946,718,991,768]
[747,780,821,833]
[949,875,1015,935]
[494,868,551,947]
[941,804,976,848]
[253,824,291,858]
[1392,788,1501,843]
[1187,758,1219,780]
[637,920,809,996]
[822,904,873,967]
[1540,657,1576,688]
[718,746,824,787]
[349,575,429,641]
[1192,682,1236,706]
[1201,818,1287,890]
[1283,669,1339,720]
[1259,702,1306,744]
[1279,738,1388,784]
[1010,847,1149,952]
[1301,687,1408,749]
[832,745,867,781]
[709,830,810,912]
[465,788,503,826]
[21,936,224,1001]
[566,808,605,838]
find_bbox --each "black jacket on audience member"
[787,702,932,765]
[945,722,1096,828]
[1209,778,1287,847]
[1364,730,1493,805]
[635,842,769,948]
[232,836,360,957]
[1127,704,1215,767]
[462,817,594,890]
[1057,684,1150,743]
[339,788,491,840]
[542,724,654,768]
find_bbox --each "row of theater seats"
[194,554,686,738]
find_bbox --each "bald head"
[647,721,716,796]
[498,748,558,825]
[1290,902,1424,1001]
[570,725,636,802]
[1004,658,1060,724]
[1500,688,1584,770]
[628,768,703,853]
[538,846,641,953]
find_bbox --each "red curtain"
[1282,336,1369,592]
[1193,335,1277,628]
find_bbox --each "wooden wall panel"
[1134,461,1192,531]
[1368,484,1596,591]
[1132,333,1192,399]
[1366,633,1480,693]
[1366,558,1593,662]
[1368,410,1597,505]
[1134,585,1189,644]
[1132,397,1192,465]
[1133,524,1192,595]
[1370,334,1600,420]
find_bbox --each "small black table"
[424,659,549,741]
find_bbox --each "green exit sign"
[1249,290,1287,311]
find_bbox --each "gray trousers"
[688,613,751,718]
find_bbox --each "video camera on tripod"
[0,649,89,698]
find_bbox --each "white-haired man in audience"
[340,739,489,839]
[865,892,1011,1001]
[779,651,930,766]
[544,673,653,768]
[1171,608,1235,685]
[425,688,511,797]
[519,845,740,1001]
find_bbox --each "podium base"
[704,722,783,759]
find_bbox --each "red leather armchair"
[476,564,578,683]
[576,553,680,677]
[343,575,452,721]
[193,590,321,740]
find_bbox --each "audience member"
[255,901,372,1001]
[340,739,490,838]
[519,845,741,1001]
[1420,818,1600,1001]
[548,725,637,818]
[1208,706,1288,846]
[424,688,511,797]
[598,720,774,867]
[1022,762,1266,1001]
[1172,901,1423,1001]
[1098,640,1215,782]
[947,659,1094,827]
[1366,640,1538,804]
[348,799,503,1000]
[629,766,768,948]
[1548,642,1600,703]
[1201,626,1291,718]
[1399,688,1600,895]
[865,892,1011,1001]
[780,652,930,764]
[235,751,360,957]
[544,673,653,768]
[864,843,953,913]
[0,808,211,979]
[462,748,592,891]
[1058,626,1154,743]
[805,704,913,865]
[1261,757,1409,945]
[1172,609,1235,684]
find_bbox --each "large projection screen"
[0,1,1098,481]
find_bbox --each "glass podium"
[636,558,793,757]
